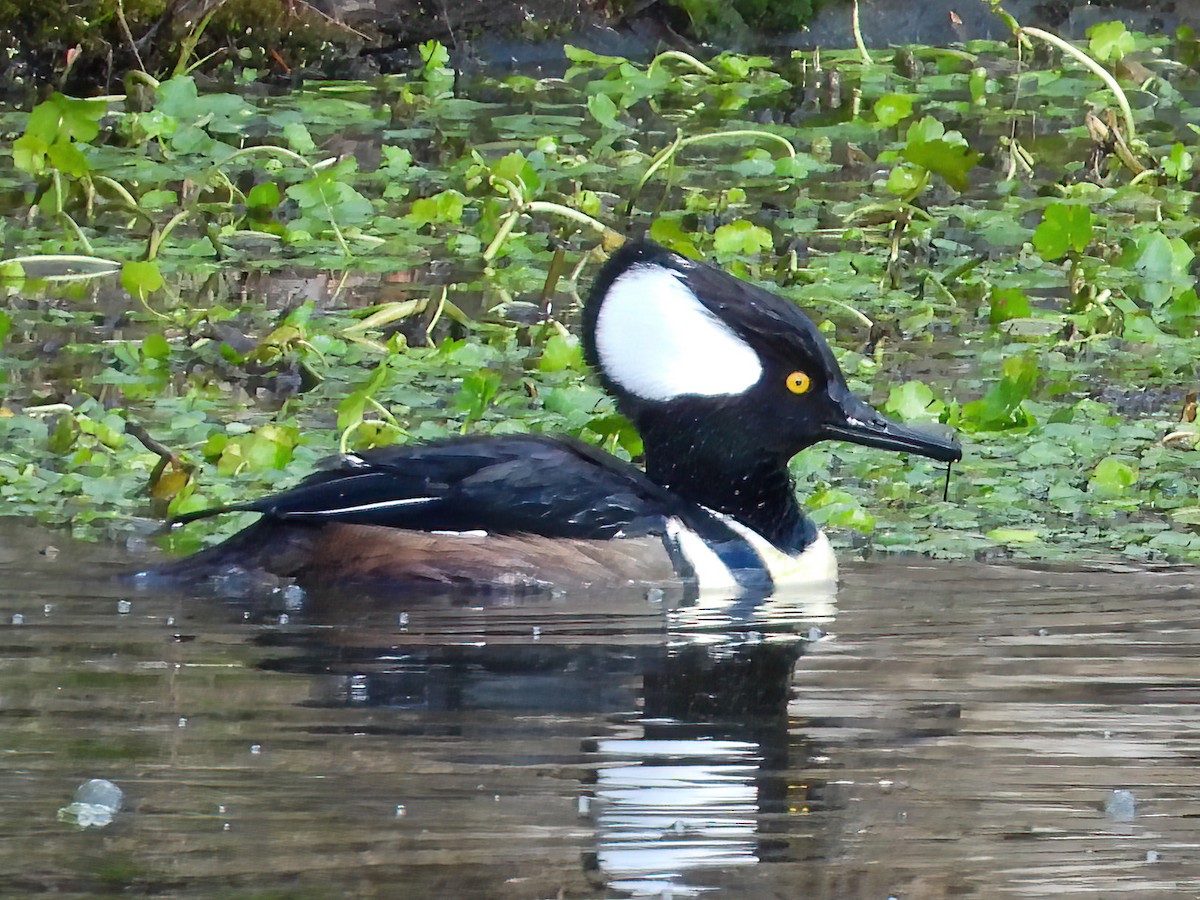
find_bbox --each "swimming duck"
[154,240,960,595]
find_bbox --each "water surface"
[1,520,1198,898]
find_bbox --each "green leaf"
[883,381,942,422]
[712,219,773,258]
[563,44,627,75]
[246,182,282,209]
[1032,203,1093,260]
[886,163,924,197]
[140,189,178,210]
[121,261,164,299]
[987,527,1041,544]
[1090,455,1138,496]
[0,310,10,347]
[901,136,981,192]
[419,39,450,70]
[46,138,89,177]
[649,216,701,258]
[808,488,876,533]
[25,93,106,145]
[1088,21,1135,63]
[1163,142,1193,181]
[408,189,466,227]
[539,334,583,372]
[905,116,945,144]
[873,94,913,128]
[586,92,621,129]
[1126,231,1195,307]
[490,151,541,198]
[454,369,502,422]
[960,353,1039,431]
[12,134,48,174]
[1166,288,1200,336]
[282,121,316,154]
[381,145,414,175]
[286,163,373,226]
[989,287,1031,324]
[142,333,170,360]
[48,413,80,455]
[155,76,251,129]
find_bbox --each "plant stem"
[482,210,521,261]
[526,201,621,240]
[852,0,872,65]
[124,70,160,91]
[173,2,225,77]
[149,209,192,260]
[92,175,147,214]
[648,50,716,78]
[631,129,796,214]
[1018,26,1136,141]
[59,213,95,255]
[0,254,121,279]
[822,297,875,329]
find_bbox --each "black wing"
[177,434,688,540]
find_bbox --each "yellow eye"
[785,371,812,395]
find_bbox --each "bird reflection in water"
[249,580,834,896]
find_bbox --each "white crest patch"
[594,263,763,401]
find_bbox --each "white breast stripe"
[666,517,740,595]
[713,514,839,586]
[280,496,437,517]
[594,264,763,401]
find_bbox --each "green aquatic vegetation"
[1,27,1200,564]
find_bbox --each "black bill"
[824,390,962,463]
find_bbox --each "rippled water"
[1,519,1198,898]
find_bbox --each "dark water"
[1,520,1199,898]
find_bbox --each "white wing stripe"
[280,497,437,517]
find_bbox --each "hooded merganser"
[152,240,961,595]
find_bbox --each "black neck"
[639,423,812,552]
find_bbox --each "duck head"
[582,240,962,466]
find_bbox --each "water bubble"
[117,600,132,615]
[531,626,541,640]
[577,796,591,816]
[10,614,22,625]
[398,612,410,628]
[394,804,407,818]
[282,584,305,610]
[645,587,665,604]
[249,744,262,755]
[42,604,52,615]
[57,779,123,829]
[807,626,825,641]
[1105,789,1136,821]
[277,614,289,626]
[166,616,175,626]
[178,717,188,727]
[1146,850,1160,863]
